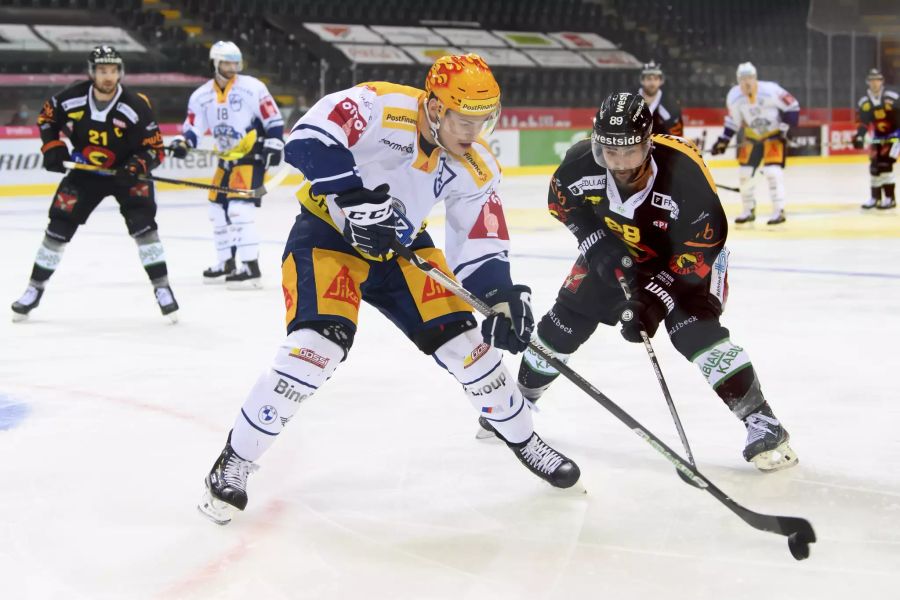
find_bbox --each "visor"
[591,134,652,171]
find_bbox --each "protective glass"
[591,135,652,171]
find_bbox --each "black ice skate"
[154,285,179,323]
[11,284,44,322]
[876,197,896,210]
[766,210,786,225]
[225,259,262,290]
[742,407,798,472]
[734,209,755,224]
[861,197,878,209]
[475,415,500,440]
[203,257,235,284]
[198,437,258,525]
[481,418,580,488]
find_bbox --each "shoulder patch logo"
[468,190,509,240]
[327,97,366,146]
[651,192,679,220]
[669,252,710,277]
[382,108,418,131]
[434,155,457,197]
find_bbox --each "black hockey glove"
[852,134,865,150]
[262,137,284,168]
[335,184,397,258]
[614,287,668,343]
[115,156,149,186]
[41,141,70,174]
[481,284,534,354]
[169,136,189,159]
[710,136,730,156]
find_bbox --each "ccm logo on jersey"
[328,98,366,146]
[567,175,606,195]
[651,192,679,220]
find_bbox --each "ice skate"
[861,197,878,209]
[766,210,786,225]
[510,432,580,488]
[198,437,258,525]
[203,257,235,284]
[475,415,500,440]
[876,197,896,210]
[225,259,262,290]
[734,208,755,224]
[154,285,179,323]
[742,408,798,472]
[11,284,44,322]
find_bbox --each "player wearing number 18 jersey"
[512,92,798,471]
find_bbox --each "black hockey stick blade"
[716,183,740,193]
[390,240,816,559]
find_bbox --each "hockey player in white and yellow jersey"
[711,62,800,225]
[171,41,284,288]
[197,54,581,525]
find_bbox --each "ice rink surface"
[1,161,898,599]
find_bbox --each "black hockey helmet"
[591,92,653,171]
[866,68,884,81]
[641,60,663,78]
[88,45,124,77]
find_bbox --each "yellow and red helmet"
[424,54,501,142]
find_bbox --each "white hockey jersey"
[286,81,509,287]
[724,80,799,140]
[182,74,284,151]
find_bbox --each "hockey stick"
[391,239,815,560]
[615,269,699,488]
[63,161,265,198]
[165,129,259,161]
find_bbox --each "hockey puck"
[787,532,810,560]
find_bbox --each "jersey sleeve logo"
[327,98,366,146]
[468,190,509,240]
[260,95,278,119]
[669,252,710,277]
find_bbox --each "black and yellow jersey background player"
[38,48,163,175]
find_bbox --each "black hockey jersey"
[856,88,899,139]
[37,80,164,170]
[641,90,684,137]
[548,134,727,302]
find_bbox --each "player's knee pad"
[412,316,477,355]
[134,230,166,268]
[536,304,596,354]
[227,199,256,225]
[239,328,345,437]
[209,201,228,226]
[883,172,896,185]
[46,219,78,243]
[433,328,528,431]
[34,234,67,272]
[294,320,355,359]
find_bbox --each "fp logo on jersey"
[258,405,278,425]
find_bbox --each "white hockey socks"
[230,329,344,461]
[227,200,260,263]
[209,202,232,263]
[762,164,786,213]
[738,165,756,214]
[434,328,533,444]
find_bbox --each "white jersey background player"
[711,62,800,225]
[197,54,581,525]
[171,41,284,288]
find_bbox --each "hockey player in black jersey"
[854,69,899,210]
[638,61,683,137]
[498,92,798,471]
[10,45,178,322]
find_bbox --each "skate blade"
[197,491,236,525]
[475,427,500,441]
[203,277,228,285]
[226,279,263,291]
[163,311,179,324]
[751,440,799,472]
[11,311,29,323]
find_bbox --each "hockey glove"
[481,285,534,354]
[262,137,284,168]
[115,156,149,186]
[852,135,865,150]
[41,141,70,173]
[614,287,668,343]
[710,136,730,156]
[335,184,397,258]
[169,136,190,159]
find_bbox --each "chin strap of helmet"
[423,95,449,151]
